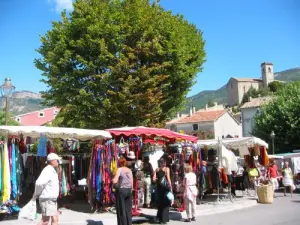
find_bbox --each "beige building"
[166,108,242,139]
[227,62,274,106]
[240,96,273,137]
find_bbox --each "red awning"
[106,126,197,143]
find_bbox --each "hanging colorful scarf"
[11,143,17,199]
[96,148,101,201]
[15,146,23,198]
[2,143,11,203]
[37,134,47,157]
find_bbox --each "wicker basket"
[257,184,274,204]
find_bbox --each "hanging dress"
[11,143,17,199]
[2,143,11,203]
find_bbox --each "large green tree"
[35,0,206,129]
[252,82,300,152]
[241,86,270,105]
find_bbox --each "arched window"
[268,67,272,72]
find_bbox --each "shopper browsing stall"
[112,157,133,225]
[184,164,197,222]
[268,159,279,197]
[142,156,154,208]
[153,158,172,224]
[282,161,294,197]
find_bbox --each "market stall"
[0,126,112,219]
[106,126,198,214]
[197,137,269,202]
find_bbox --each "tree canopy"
[252,82,300,152]
[35,0,206,129]
[207,100,214,107]
[0,111,19,126]
[241,86,270,105]
[268,81,284,93]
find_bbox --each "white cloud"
[49,0,74,13]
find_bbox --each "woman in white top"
[282,161,294,197]
[184,164,198,222]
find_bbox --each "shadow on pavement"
[139,210,182,224]
[86,220,104,225]
[291,200,300,203]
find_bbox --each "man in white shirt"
[34,153,61,225]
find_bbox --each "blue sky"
[0,0,299,97]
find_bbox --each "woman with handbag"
[112,157,133,225]
[282,161,294,197]
[184,164,198,222]
[153,158,172,224]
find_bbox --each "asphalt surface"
[1,192,299,225]
[170,193,300,225]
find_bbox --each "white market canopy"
[197,137,269,149]
[0,126,112,141]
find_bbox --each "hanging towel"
[37,134,47,157]
[2,143,11,203]
[11,143,17,199]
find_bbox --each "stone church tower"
[261,62,274,87]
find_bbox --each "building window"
[16,117,21,122]
[268,67,272,72]
[54,110,59,116]
[231,83,233,88]
[192,124,198,131]
[38,112,45,117]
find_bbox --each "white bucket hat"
[127,151,136,160]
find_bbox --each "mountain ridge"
[185,67,300,110]
[2,68,300,116]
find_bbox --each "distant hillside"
[0,91,44,116]
[274,68,300,81]
[1,68,299,116]
[185,67,300,111]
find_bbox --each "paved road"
[1,193,299,225]
[170,193,300,225]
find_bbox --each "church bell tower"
[261,62,274,87]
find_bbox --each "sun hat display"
[127,151,136,160]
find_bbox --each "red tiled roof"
[168,110,226,124]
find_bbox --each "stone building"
[227,62,274,106]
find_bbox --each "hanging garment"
[0,145,3,199]
[96,149,101,201]
[37,134,47,157]
[16,146,24,197]
[2,143,11,203]
[19,135,26,154]
[292,157,300,174]
[11,143,17,199]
